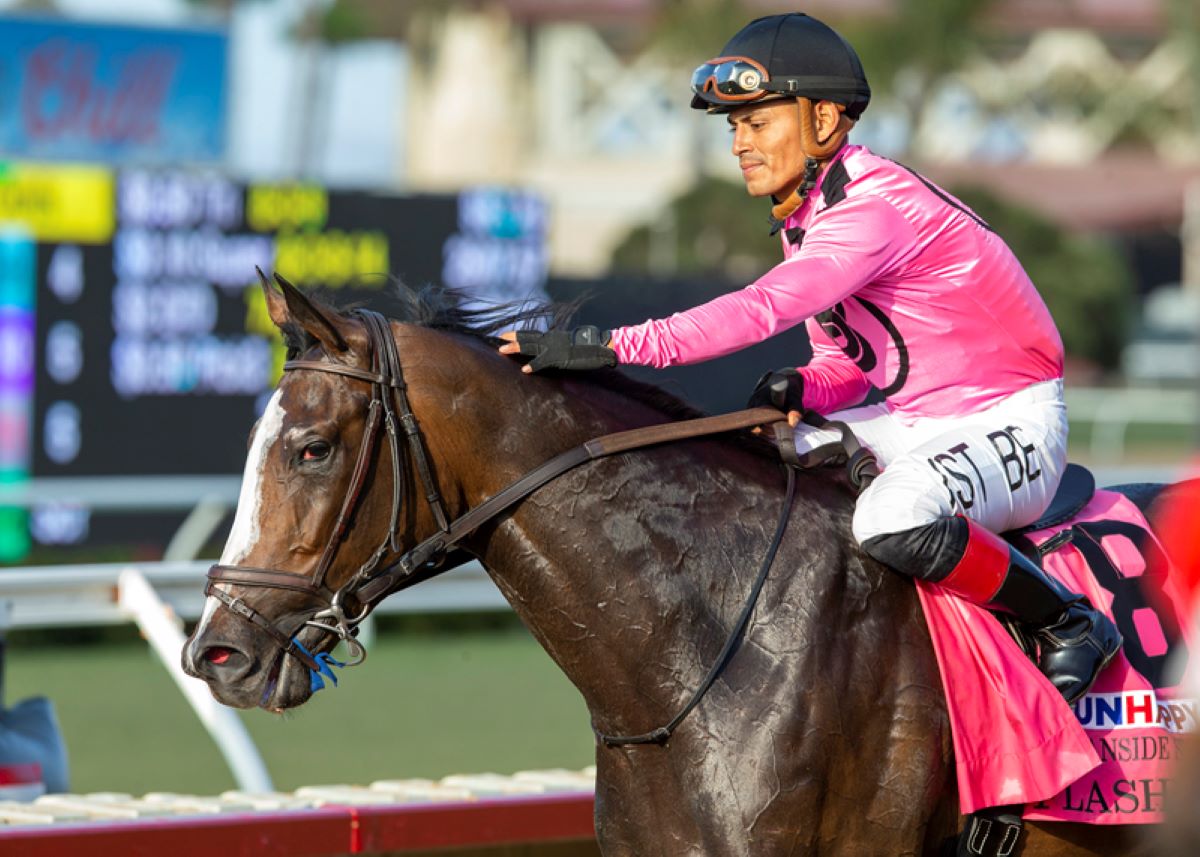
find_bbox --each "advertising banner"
[0,16,228,164]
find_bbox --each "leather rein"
[205,308,873,740]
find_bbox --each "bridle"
[207,309,448,686]
[206,307,877,740]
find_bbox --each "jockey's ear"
[270,270,351,354]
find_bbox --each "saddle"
[1004,463,1175,559]
[1008,463,1097,538]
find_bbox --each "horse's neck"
[446,366,848,726]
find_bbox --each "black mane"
[282,281,711,425]
[280,281,795,462]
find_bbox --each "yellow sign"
[0,163,115,244]
[247,184,328,232]
[274,230,389,288]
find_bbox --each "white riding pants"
[794,379,1069,544]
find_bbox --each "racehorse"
[182,275,1163,856]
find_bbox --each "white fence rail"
[117,569,273,793]
[0,561,506,630]
[0,560,508,794]
[1065,386,1197,462]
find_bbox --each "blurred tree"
[951,186,1134,373]
[612,178,1134,371]
[1169,0,1200,136]
[611,178,780,282]
[840,0,996,151]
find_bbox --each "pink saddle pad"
[917,490,1191,823]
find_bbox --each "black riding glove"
[747,367,805,413]
[511,326,617,373]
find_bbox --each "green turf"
[4,626,596,795]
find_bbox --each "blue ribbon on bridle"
[292,638,347,693]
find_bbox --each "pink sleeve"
[799,318,871,413]
[609,195,918,369]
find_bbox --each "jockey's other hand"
[748,368,805,427]
[498,327,617,374]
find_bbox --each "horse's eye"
[301,441,332,462]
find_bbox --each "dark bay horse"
[182,278,1153,856]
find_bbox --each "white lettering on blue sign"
[1074,692,1198,733]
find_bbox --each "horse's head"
[182,273,446,711]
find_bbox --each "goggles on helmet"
[691,56,783,104]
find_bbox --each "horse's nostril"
[205,646,233,665]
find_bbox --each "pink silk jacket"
[609,144,1065,422]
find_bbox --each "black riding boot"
[947,519,1124,705]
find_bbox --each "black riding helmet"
[690,13,871,118]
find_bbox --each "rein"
[206,309,876,742]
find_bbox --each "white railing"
[117,569,273,793]
[1064,386,1197,463]
[0,476,242,510]
[0,560,508,794]
[0,560,505,630]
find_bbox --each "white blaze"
[196,389,287,632]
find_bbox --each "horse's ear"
[272,272,350,354]
[258,267,290,330]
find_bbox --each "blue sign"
[0,16,228,164]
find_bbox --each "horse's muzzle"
[181,636,264,706]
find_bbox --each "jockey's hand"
[498,327,617,374]
[748,368,805,427]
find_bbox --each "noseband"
[207,309,451,689]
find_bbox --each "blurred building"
[3,0,1195,282]
[390,1,1200,281]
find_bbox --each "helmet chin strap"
[770,97,852,223]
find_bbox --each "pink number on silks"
[1072,521,1185,688]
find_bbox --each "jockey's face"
[728,99,808,198]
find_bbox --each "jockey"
[500,14,1120,708]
